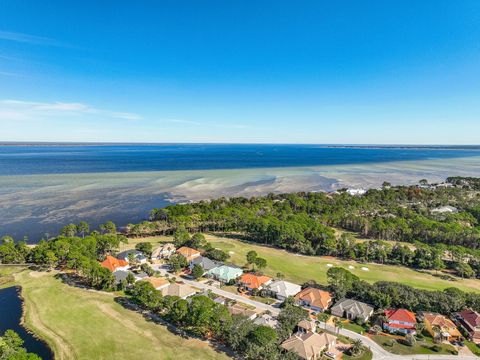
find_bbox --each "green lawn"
[0,265,27,288]
[371,334,457,355]
[342,320,367,335]
[205,235,480,293]
[343,350,373,360]
[14,270,231,360]
[465,340,480,356]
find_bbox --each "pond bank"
[0,286,54,360]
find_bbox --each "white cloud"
[0,99,142,121]
[0,30,64,47]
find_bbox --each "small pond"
[0,286,54,360]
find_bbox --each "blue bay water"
[1,143,480,242]
[1,144,480,176]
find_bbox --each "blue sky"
[1,1,480,144]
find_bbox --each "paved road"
[181,277,281,315]
[151,265,478,360]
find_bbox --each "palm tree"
[333,317,344,335]
[317,313,330,330]
[350,339,364,356]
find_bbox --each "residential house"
[100,255,129,272]
[117,249,148,264]
[160,282,197,299]
[176,246,201,262]
[383,309,417,335]
[239,273,272,292]
[207,265,243,283]
[295,288,333,313]
[422,312,461,341]
[267,280,302,301]
[254,314,279,328]
[281,331,337,360]
[455,310,480,344]
[213,297,226,306]
[134,272,149,281]
[112,270,131,284]
[297,319,317,333]
[151,243,176,260]
[142,276,170,290]
[227,303,257,320]
[188,256,221,274]
[330,299,374,323]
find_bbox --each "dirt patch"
[29,271,54,278]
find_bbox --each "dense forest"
[128,177,480,278]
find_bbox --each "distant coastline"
[1,141,480,151]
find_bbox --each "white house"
[267,280,302,301]
[117,249,148,264]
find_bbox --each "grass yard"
[342,320,367,335]
[14,270,231,360]
[370,334,457,355]
[343,350,373,360]
[0,265,27,288]
[465,341,480,356]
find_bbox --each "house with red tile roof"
[239,273,272,291]
[383,309,417,335]
[455,309,480,344]
[294,287,332,313]
[100,255,129,272]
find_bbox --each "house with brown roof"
[160,282,197,299]
[100,255,129,272]
[455,309,480,344]
[383,309,417,335]
[176,246,201,262]
[295,287,332,313]
[151,243,176,260]
[239,273,272,292]
[142,276,170,290]
[297,319,317,333]
[227,303,258,320]
[281,331,337,360]
[422,312,461,341]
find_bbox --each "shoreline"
[1,155,480,242]
[18,285,56,360]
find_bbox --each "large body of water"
[2,143,480,175]
[1,143,480,241]
[0,286,53,359]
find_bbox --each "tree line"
[0,221,127,291]
[326,267,480,316]
[127,178,480,278]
